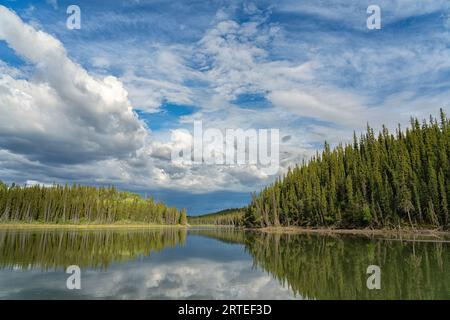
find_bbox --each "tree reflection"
[243,232,450,299]
[0,227,449,299]
[0,228,186,270]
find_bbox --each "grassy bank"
[255,226,450,239]
[0,221,187,230]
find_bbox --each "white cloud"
[25,180,53,187]
[277,0,450,28]
[268,89,367,126]
[0,2,449,199]
[0,6,280,193]
[122,70,194,112]
[91,56,111,69]
[0,6,147,164]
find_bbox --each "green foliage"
[0,183,185,224]
[245,110,450,230]
[188,208,244,226]
[179,208,187,225]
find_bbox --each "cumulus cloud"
[0,1,449,203]
[0,6,147,164]
[0,7,278,194]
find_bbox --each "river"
[0,227,449,299]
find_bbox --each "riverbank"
[0,222,187,230]
[255,226,450,239]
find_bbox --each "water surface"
[0,227,449,299]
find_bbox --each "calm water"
[0,227,449,299]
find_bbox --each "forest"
[188,208,244,226]
[0,182,187,225]
[244,110,450,230]
[1,110,449,230]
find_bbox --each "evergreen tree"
[243,111,450,230]
[179,208,187,225]
[0,183,184,225]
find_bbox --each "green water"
[0,227,449,299]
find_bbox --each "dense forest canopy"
[188,208,244,226]
[245,110,450,230]
[0,182,187,225]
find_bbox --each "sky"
[0,0,449,214]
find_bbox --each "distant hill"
[188,208,244,226]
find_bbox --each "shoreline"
[0,223,186,230]
[189,224,450,237]
[1,223,449,239]
[253,226,450,239]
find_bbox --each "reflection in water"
[190,227,246,244]
[0,228,186,270]
[244,232,450,299]
[0,227,449,299]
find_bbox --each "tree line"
[244,110,450,230]
[0,182,187,225]
[188,208,244,226]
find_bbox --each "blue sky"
[0,1,449,214]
